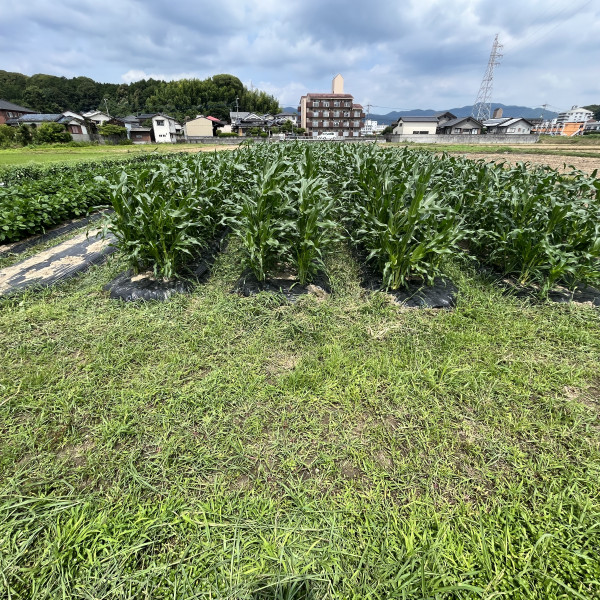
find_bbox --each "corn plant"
[345,149,461,289]
[102,157,224,279]
[457,161,600,292]
[282,147,339,284]
[229,158,293,282]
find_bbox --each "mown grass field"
[1,239,599,598]
[0,143,236,167]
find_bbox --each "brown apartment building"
[298,74,365,137]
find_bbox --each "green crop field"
[0,143,234,168]
[1,143,599,599]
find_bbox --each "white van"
[318,132,338,140]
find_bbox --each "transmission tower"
[472,34,503,122]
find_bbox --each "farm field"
[0,143,236,168]
[1,144,600,598]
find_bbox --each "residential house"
[438,116,482,135]
[152,114,183,143]
[434,111,457,127]
[584,120,600,134]
[6,112,89,141]
[0,99,35,125]
[230,112,266,135]
[184,116,222,138]
[129,127,153,144]
[392,116,438,135]
[82,111,111,126]
[298,74,365,138]
[483,117,533,134]
[274,113,298,126]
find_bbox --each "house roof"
[434,111,457,119]
[0,99,35,113]
[304,94,353,99]
[122,115,140,123]
[230,111,250,120]
[483,117,533,127]
[206,116,224,124]
[18,113,63,122]
[441,117,482,128]
[137,113,158,120]
[130,127,152,132]
[397,116,439,123]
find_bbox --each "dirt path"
[448,152,600,174]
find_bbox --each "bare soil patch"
[451,152,600,174]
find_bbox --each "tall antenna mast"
[472,34,503,122]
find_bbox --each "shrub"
[34,122,71,144]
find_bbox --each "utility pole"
[472,34,503,123]
[103,97,110,117]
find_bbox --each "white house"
[152,114,183,143]
[483,117,533,134]
[392,116,438,135]
[82,111,111,126]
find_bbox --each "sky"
[2,0,598,114]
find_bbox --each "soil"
[449,152,600,174]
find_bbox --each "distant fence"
[386,134,540,144]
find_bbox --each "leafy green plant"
[102,156,225,279]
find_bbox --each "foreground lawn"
[0,143,235,167]
[1,245,599,598]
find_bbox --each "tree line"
[0,71,281,122]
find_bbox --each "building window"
[334,111,340,117]
[343,121,349,127]
[343,111,350,117]
[344,101,351,107]
[323,121,329,127]
[156,119,165,126]
[333,121,340,126]
[323,102,329,107]
[312,120,318,127]
[313,101,320,107]
[334,101,340,107]
[354,111,360,117]
[323,111,329,117]
[135,134,143,139]
[353,121,360,127]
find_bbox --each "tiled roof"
[398,116,438,123]
[441,117,482,128]
[18,114,63,122]
[0,99,35,112]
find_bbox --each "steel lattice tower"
[472,34,503,122]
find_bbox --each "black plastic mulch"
[104,231,228,302]
[358,261,458,309]
[0,233,116,297]
[503,278,600,306]
[0,210,111,257]
[233,268,332,302]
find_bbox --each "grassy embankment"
[1,242,599,598]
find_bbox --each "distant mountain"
[282,106,298,114]
[369,104,558,125]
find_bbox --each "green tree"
[15,124,33,145]
[583,104,600,120]
[98,123,127,138]
[34,122,71,144]
[0,124,17,147]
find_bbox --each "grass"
[0,143,236,167]
[1,239,599,598]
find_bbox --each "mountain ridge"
[283,104,558,125]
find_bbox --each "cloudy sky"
[2,0,598,113]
